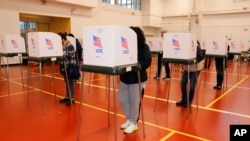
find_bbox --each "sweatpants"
[119,82,143,124]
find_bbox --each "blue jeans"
[180,71,200,103]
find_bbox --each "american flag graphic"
[11,39,18,47]
[231,42,235,49]
[172,39,180,47]
[159,41,162,48]
[1,39,4,47]
[45,38,53,47]
[121,36,128,49]
[93,35,102,48]
[148,40,153,47]
[213,41,219,49]
[31,38,35,48]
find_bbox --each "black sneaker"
[59,97,70,103]
[65,100,75,106]
[213,85,222,90]
[162,76,170,80]
[176,100,190,107]
[154,76,160,80]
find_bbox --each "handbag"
[67,64,81,80]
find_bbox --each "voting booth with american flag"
[26,32,64,115]
[79,25,144,141]
[146,37,163,52]
[0,34,26,95]
[83,25,137,67]
[27,32,63,57]
[154,32,198,118]
[0,34,26,53]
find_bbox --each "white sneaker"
[120,120,131,130]
[124,123,138,134]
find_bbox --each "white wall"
[1,0,250,42]
[162,0,250,42]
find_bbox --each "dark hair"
[130,26,145,48]
[68,33,75,37]
[58,32,67,40]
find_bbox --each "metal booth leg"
[18,55,25,91]
[77,71,85,141]
[39,62,45,115]
[186,65,190,118]
[51,61,57,101]
[112,75,118,141]
[137,71,146,138]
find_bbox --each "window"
[99,0,141,10]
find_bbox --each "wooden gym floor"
[0,56,250,141]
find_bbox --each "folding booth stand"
[153,32,198,118]
[26,32,63,115]
[77,64,145,141]
[0,53,25,95]
[154,58,197,117]
[27,56,62,115]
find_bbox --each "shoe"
[65,100,75,106]
[154,76,160,80]
[59,97,70,103]
[176,100,190,107]
[213,85,222,90]
[162,76,170,80]
[124,123,138,134]
[121,120,131,130]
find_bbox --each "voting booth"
[27,32,63,57]
[0,34,26,95]
[79,25,144,141]
[201,40,206,50]
[26,32,64,115]
[154,33,198,117]
[163,33,197,59]
[228,40,243,54]
[146,37,163,52]
[0,34,26,53]
[83,25,137,67]
[205,38,227,56]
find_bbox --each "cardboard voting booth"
[205,38,227,56]
[27,32,63,57]
[83,25,137,67]
[201,40,206,50]
[242,41,249,52]
[0,34,26,53]
[228,40,244,53]
[163,33,197,59]
[146,37,163,52]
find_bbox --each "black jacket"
[120,43,152,84]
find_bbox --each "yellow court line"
[159,131,176,141]
[206,75,249,108]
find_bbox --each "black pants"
[215,58,225,86]
[156,53,170,77]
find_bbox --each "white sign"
[83,25,137,67]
